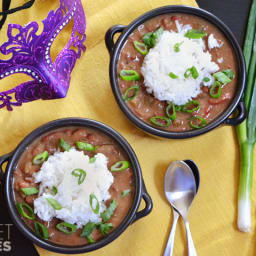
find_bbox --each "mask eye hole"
[0,73,33,91]
[50,18,74,64]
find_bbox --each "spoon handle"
[163,209,179,256]
[184,220,197,256]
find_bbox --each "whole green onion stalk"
[236,0,256,232]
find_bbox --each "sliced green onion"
[71,168,86,185]
[32,151,49,165]
[175,105,182,112]
[184,29,207,39]
[174,41,183,52]
[56,222,77,234]
[210,81,222,99]
[222,69,235,79]
[122,85,140,101]
[133,41,148,55]
[17,202,35,220]
[52,186,58,195]
[76,141,96,151]
[110,160,130,172]
[154,26,164,38]
[143,27,163,47]
[203,77,210,82]
[101,200,117,222]
[99,223,113,236]
[80,222,97,243]
[150,116,171,127]
[191,66,199,79]
[90,194,100,214]
[59,138,71,151]
[189,116,207,129]
[181,100,200,113]
[213,71,231,85]
[121,189,131,197]
[169,72,178,79]
[166,102,177,121]
[34,222,49,239]
[89,157,96,163]
[143,32,156,47]
[184,66,199,79]
[120,70,140,81]
[86,236,95,244]
[46,198,62,210]
[21,187,38,196]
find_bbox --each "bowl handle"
[105,25,126,55]
[132,181,153,223]
[224,101,247,126]
[0,152,12,183]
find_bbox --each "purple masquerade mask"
[0,0,86,110]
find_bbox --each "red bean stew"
[13,127,134,246]
[117,14,238,132]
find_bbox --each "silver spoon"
[163,160,200,256]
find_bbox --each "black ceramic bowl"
[0,118,152,254]
[105,5,246,139]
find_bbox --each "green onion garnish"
[122,85,140,101]
[174,41,183,52]
[52,186,58,195]
[189,116,207,129]
[17,202,35,220]
[89,157,96,163]
[46,198,62,210]
[222,69,235,79]
[169,72,178,79]
[90,194,100,214]
[32,151,49,165]
[120,70,140,81]
[166,102,177,121]
[133,41,148,55]
[71,168,86,185]
[184,29,207,39]
[210,81,222,99]
[213,71,231,85]
[80,222,97,243]
[143,27,163,48]
[101,200,117,222]
[121,189,131,197]
[143,32,156,48]
[150,116,171,127]
[76,141,96,151]
[175,105,182,112]
[59,138,71,151]
[56,222,77,234]
[154,26,164,38]
[34,222,49,239]
[21,187,39,196]
[181,100,200,113]
[99,223,113,236]
[184,66,199,79]
[110,160,130,172]
[203,77,210,83]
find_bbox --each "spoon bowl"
[164,160,196,216]
[183,160,200,192]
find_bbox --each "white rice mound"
[141,30,219,105]
[33,149,114,228]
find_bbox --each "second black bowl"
[0,118,153,254]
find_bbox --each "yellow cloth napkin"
[1,0,256,255]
